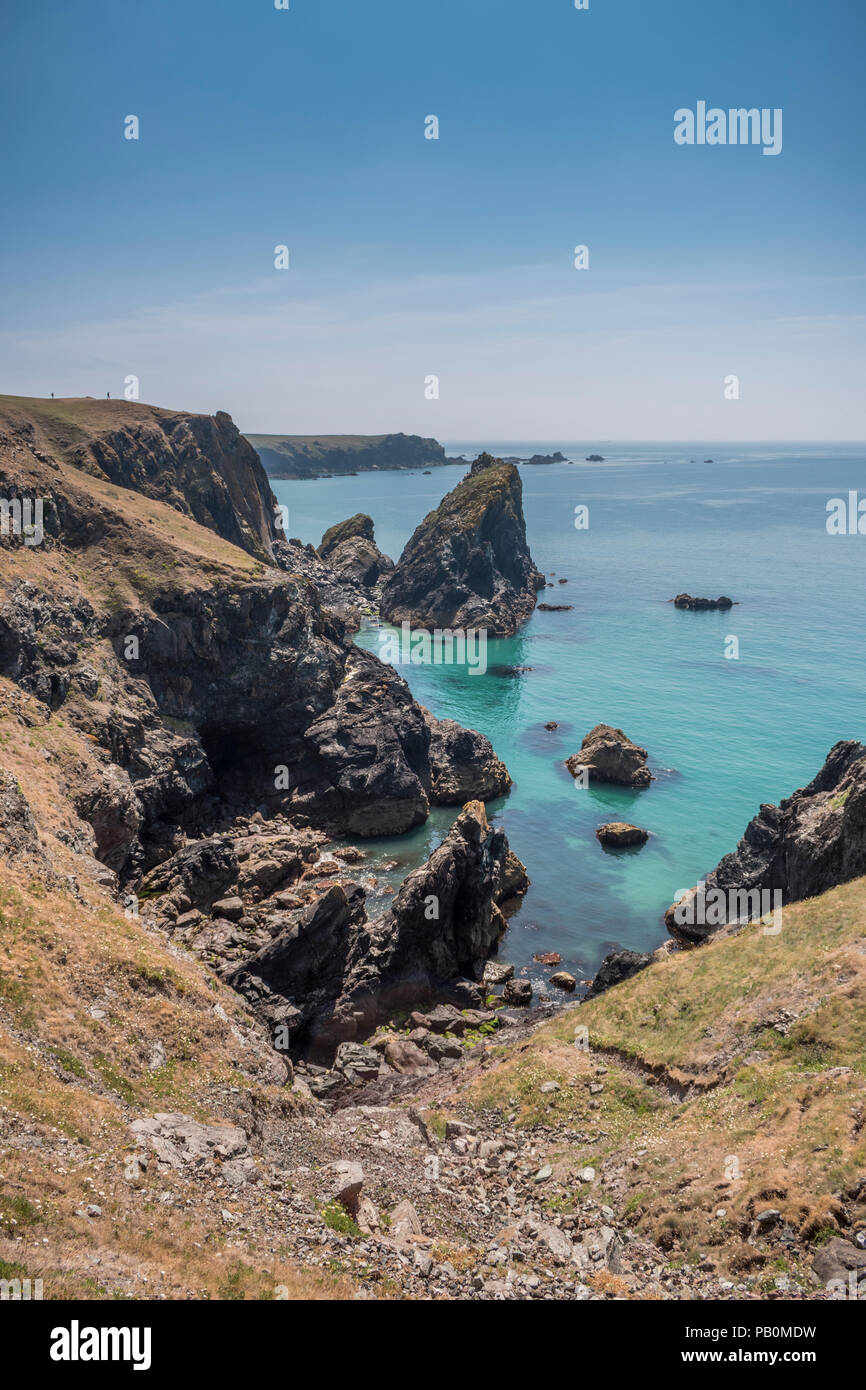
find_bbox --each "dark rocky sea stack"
[317,512,394,588]
[665,740,866,944]
[379,452,544,637]
[565,724,653,788]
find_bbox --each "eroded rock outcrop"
[586,948,654,998]
[0,770,40,858]
[423,708,511,804]
[380,454,543,637]
[565,725,653,788]
[664,740,866,945]
[229,801,524,1057]
[317,513,394,588]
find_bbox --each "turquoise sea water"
[271,443,866,992]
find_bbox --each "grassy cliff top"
[436,877,866,1282]
[0,395,215,461]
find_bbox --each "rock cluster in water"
[671,593,734,610]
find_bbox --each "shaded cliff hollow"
[664,740,866,945]
[248,431,448,479]
[0,397,511,877]
[0,394,281,563]
[380,453,544,637]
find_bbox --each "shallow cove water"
[271,443,866,995]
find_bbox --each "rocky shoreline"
[2,395,864,1303]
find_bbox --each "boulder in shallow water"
[566,725,653,788]
[503,977,532,1006]
[596,822,649,848]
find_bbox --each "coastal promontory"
[248,431,448,479]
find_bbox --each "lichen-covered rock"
[380,454,543,637]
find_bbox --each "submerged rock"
[565,725,653,789]
[503,978,533,1006]
[379,453,543,637]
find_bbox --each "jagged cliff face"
[665,740,866,944]
[380,454,543,637]
[0,398,513,878]
[228,801,516,1056]
[0,396,281,563]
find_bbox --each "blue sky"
[1,0,864,438]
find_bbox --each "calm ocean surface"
[271,442,866,992]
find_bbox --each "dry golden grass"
[0,683,355,1299]
[458,882,866,1278]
